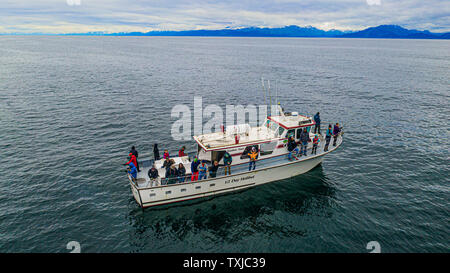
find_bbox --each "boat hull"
[131,153,325,208]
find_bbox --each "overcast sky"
[1,0,449,34]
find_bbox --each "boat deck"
[131,134,343,189]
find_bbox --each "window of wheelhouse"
[211,150,226,164]
[296,128,302,140]
[278,126,285,137]
[240,145,259,159]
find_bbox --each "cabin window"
[210,183,215,187]
[195,186,201,189]
[278,126,285,137]
[149,193,156,197]
[240,145,259,159]
[165,191,171,194]
[181,188,186,192]
[296,128,301,139]
[260,141,277,156]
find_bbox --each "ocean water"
[0,36,448,253]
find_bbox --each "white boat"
[127,107,343,208]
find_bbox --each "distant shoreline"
[2,25,449,39]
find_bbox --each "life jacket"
[313,137,319,144]
[126,154,137,167]
[248,151,258,160]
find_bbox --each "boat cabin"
[193,112,315,166]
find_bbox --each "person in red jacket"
[178,146,187,157]
[124,153,138,170]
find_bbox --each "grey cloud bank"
[0,0,449,34]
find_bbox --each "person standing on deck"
[248,147,258,171]
[124,153,137,169]
[312,134,320,155]
[191,157,200,181]
[127,162,137,181]
[314,112,321,134]
[148,165,159,179]
[333,123,341,146]
[153,144,160,161]
[209,161,219,178]
[178,146,187,157]
[223,151,232,175]
[177,163,186,183]
[198,161,208,180]
[299,128,310,156]
[287,136,299,161]
[148,165,159,186]
[166,165,178,184]
[130,146,140,172]
[324,124,333,152]
[163,149,170,159]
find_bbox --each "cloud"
[0,0,449,33]
[366,0,381,6]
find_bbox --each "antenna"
[261,77,267,107]
[275,79,278,108]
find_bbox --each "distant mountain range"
[68,25,450,39]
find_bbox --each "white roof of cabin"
[194,126,278,150]
[269,114,313,129]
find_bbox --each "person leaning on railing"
[209,161,219,178]
[126,162,137,182]
[333,123,341,146]
[177,163,186,183]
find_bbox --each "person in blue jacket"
[324,124,333,152]
[127,162,137,181]
[314,112,321,134]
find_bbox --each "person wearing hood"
[248,147,258,171]
[191,157,200,181]
[314,112,321,134]
[125,153,137,168]
[223,151,232,175]
[178,146,187,157]
[153,144,160,161]
[163,149,170,159]
[130,146,140,172]
[127,162,137,181]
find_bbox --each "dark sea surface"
[0,36,449,253]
